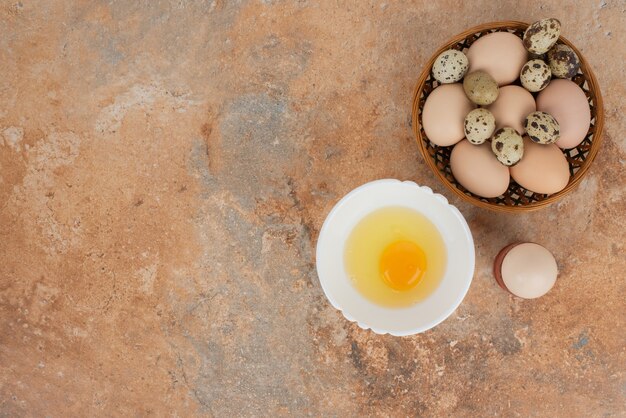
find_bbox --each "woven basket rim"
[411,20,604,213]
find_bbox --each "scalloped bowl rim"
[315,179,475,336]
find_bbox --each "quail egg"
[432,49,469,84]
[464,108,496,145]
[523,18,561,54]
[547,44,580,78]
[491,127,524,166]
[524,111,560,144]
[520,59,552,92]
[463,71,499,105]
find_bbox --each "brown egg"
[494,242,558,299]
[467,32,528,86]
[510,137,570,194]
[450,140,510,198]
[487,86,536,134]
[422,84,476,146]
[536,79,591,149]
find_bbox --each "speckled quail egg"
[464,108,496,145]
[524,111,560,144]
[491,127,524,166]
[520,59,552,92]
[463,71,499,105]
[523,18,561,54]
[547,44,580,78]
[432,49,469,84]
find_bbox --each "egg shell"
[510,137,569,194]
[450,139,510,198]
[432,49,469,84]
[520,59,552,92]
[422,83,476,146]
[487,86,536,134]
[491,127,524,166]
[467,32,528,86]
[536,79,590,149]
[494,243,557,299]
[464,108,496,145]
[523,18,561,54]
[547,43,580,79]
[463,71,499,105]
[525,111,560,144]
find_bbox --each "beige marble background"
[1,0,624,416]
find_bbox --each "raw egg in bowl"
[316,179,474,336]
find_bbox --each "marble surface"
[1,1,624,416]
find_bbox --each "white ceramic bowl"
[316,179,475,336]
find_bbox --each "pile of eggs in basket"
[422,18,591,198]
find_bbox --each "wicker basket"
[411,21,603,212]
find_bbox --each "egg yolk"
[379,240,427,291]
